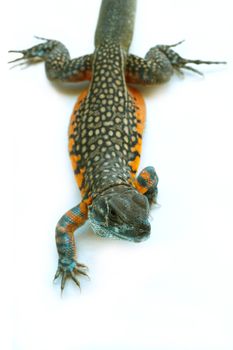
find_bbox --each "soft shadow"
[49,80,90,97]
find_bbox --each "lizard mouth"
[90,219,151,243]
[113,230,150,242]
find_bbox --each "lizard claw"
[156,42,226,76]
[8,50,28,64]
[54,258,89,292]
[8,49,43,69]
[8,36,55,67]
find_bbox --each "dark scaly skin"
[9,0,225,291]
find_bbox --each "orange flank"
[75,168,86,196]
[84,71,92,81]
[127,86,146,178]
[128,86,146,134]
[69,88,89,138]
[129,155,140,173]
[69,89,89,194]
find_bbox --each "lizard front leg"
[9,37,93,82]
[54,201,89,291]
[134,166,159,205]
[126,41,226,85]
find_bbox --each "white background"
[1,0,233,349]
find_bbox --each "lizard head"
[89,185,150,242]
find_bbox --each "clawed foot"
[8,36,58,68]
[155,40,226,76]
[54,257,89,292]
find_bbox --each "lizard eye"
[109,208,117,220]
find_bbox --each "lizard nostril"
[137,221,151,235]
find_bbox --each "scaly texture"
[9,0,225,291]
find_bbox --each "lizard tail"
[94,0,136,51]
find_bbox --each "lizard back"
[68,40,146,199]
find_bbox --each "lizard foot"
[8,37,59,68]
[156,41,226,76]
[54,257,89,292]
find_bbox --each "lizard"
[9,0,225,291]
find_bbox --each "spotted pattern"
[126,52,173,84]
[10,38,93,82]
[44,42,93,81]
[69,41,146,199]
[9,0,225,293]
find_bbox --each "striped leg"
[54,201,89,291]
[135,166,159,205]
[9,37,93,82]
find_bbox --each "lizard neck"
[89,159,132,196]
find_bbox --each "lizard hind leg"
[134,166,159,205]
[9,37,93,82]
[126,41,226,85]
